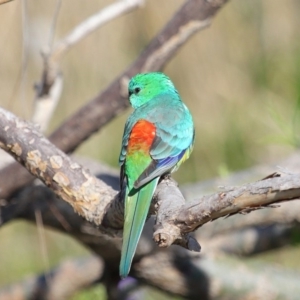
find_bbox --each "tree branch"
[0,108,121,230]
[1,107,300,250]
[181,151,300,239]
[52,0,145,62]
[0,0,229,200]
[33,0,144,132]
[46,0,229,153]
[153,173,300,248]
[2,147,300,298]
[3,249,300,300]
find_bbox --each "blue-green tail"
[120,178,159,278]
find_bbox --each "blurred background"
[0,0,300,298]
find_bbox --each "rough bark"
[183,151,300,239]
[1,107,300,251]
[2,1,299,298]
[2,151,300,299]
[0,0,229,200]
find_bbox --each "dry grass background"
[0,0,300,298]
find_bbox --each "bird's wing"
[134,103,194,188]
[119,117,157,191]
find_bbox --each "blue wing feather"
[156,149,186,168]
[119,94,194,189]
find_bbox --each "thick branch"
[181,174,300,228]
[0,0,229,200]
[154,173,300,247]
[2,150,300,297]
[182,151,300,238]
[0,108,120,228]
[1,107,300,250]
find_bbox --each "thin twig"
[52,0,145,62]
[0,107,300,241]
[0,0,229,200]
[31,0,144,133]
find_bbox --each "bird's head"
[128,72,179,109]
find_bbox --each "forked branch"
[0,107,299,249]
[0,0,229,200]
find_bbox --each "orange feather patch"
[127,120,156,154]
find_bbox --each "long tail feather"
[120,178,159,278]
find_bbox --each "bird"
[119,72,195,278]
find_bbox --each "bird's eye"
[134,87,141,94]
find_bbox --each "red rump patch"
[127,119,156,154]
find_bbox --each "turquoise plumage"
[119,72,194,278]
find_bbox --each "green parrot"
[119,72,194,278]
